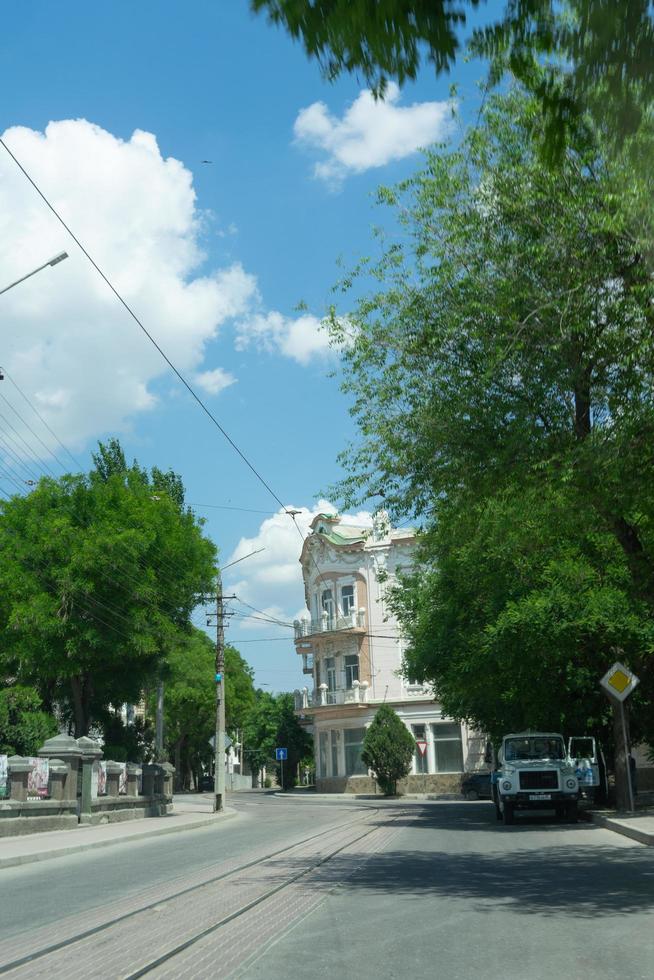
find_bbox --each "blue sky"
[0,2,487,690]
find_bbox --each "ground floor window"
[431,722,463,772]
[344,727,367,775]
[319,732,328,777]
[411,724,429,774]
[330,729,339,776]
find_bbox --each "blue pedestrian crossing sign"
[275,747,288,761]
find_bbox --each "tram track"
[0,805,393,978]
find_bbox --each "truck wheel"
[566,802,578,824]
[502,801,514,825]
[555,804,565,820]
[495,802,502,821]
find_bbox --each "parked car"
[461,771,492,800]
[198,775,214,792]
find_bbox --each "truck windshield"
[504,737,565,761]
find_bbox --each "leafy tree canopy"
[361,704,415,795]
[0,685,58,756]
[329,87,654,747]
[0,440,217,737]
[243,689,312,788]
[252,1,654,160]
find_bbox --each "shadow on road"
[259,804,654,919]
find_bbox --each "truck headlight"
[566,778,576,789]
[502,780,512,791]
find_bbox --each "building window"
[412,724,429,774]
[325,657,337,703]
[344,654,359,689]
[319,732,328,777]
[322,589,335,619]
[330,730,339,776]
[431,723,464,773]
[341,584,355,616]
[344,728,367,775]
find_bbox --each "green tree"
[0,441,216,736]
[242,690,312,789]
[0,685,58,756]
[253,1,654,161]
[153,633,256,789]
[327,88,654,801]
[394,486,654,750]
[361,704,415,796]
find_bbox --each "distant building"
[293,512,484,793]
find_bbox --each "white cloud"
[224,501,373,634]
[0,119,257,450]
[235,311,332,365]
[294,83,451,186]
[194,367,237,395]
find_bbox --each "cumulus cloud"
[194,367,237,395]
[235,311,332,365]
[0,119,256,450]
[294,83,451,186]
[224,501,373,633]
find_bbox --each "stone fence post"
[105,761,123,798]
[38,734,83,801]
[48,760,70,801]
[76,736,103,820]
[126,763,141,797]
[8,757,32,802]
[142,763,164,798]
[160,762,175,800]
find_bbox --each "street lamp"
[0,252,68,296]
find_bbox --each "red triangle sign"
[416,740,428,757]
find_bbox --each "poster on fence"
[119,763,127,795]
[91,760,107,797]
[27,757,49,798]
[0,755,7,798]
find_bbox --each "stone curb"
[0,808,238,870]
[585,810,654,846]
[273,791,465,802]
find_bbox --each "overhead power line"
[0,137,290,516]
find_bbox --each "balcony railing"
[294,682,369,711]
[294,609,365,640]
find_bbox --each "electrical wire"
[0,367,81,470]
[0,389,68,473]
[0,136,293,518]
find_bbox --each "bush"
[362,704,415,796]
[0,685,58,756]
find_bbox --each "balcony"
[294,608,366,640]
[294,681,369,711]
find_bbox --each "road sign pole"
[281,756,284,792]
[620,699,635,813]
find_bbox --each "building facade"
[293,512,484,793]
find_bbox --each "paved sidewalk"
[0,798,236,870]
[586,808,654,846]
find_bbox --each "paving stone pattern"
[1,808,402,979]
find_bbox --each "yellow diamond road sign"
[600,662,640,703]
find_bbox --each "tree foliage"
[0,440,216,737]
[252,0,654,161]
[329,88,654,746]
[0,685,58,756]
[243,689,312,788]
[361,704,415,795]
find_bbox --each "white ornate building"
[293,512,483,793]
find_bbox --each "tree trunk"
[70,675,91,738]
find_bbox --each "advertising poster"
[0,755,7,798]
[119,763,127,795]
[91,760,107,798]
[26,757,49,798]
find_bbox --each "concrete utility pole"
[214,572,226,812]
[155,679,165,760]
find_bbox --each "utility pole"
[155,679,165,759]
[213,572,226,812]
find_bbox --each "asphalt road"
[240,799,654,980]
[1,793,652,979]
